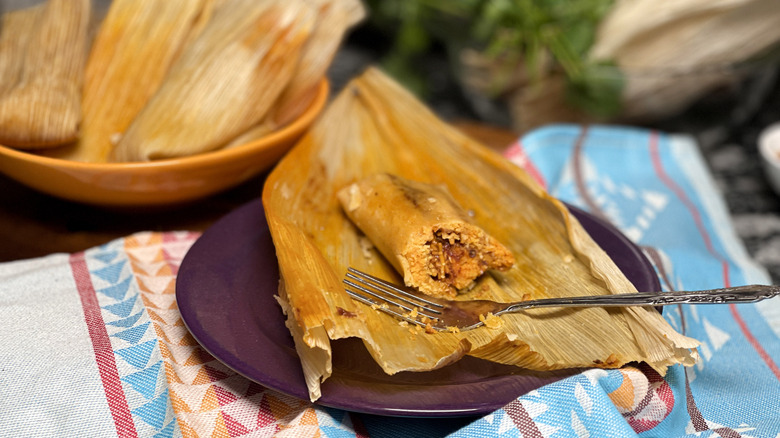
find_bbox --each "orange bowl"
[0,80,328,207]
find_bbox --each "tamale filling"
[426,229,489,289]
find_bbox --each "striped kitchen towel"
[1,124,776,437]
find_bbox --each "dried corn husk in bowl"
[263,67,699,402]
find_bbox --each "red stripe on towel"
[505,140,548,189]
[70,253,138,438]
[648,132,731,287]
[729,304,780,380]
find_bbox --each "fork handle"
[503,284,780,313]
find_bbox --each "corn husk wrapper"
[222,119,277,150]
[262,67,700,401]
[589,0,780,119]
[110,0,315,162]
[0,0,90,149]
[224,0,365,149]
[271,0,366,126]
[0,4,43,96]
[42,0,212,162]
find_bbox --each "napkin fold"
[1,125,777,438]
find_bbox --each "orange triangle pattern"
[178,332,200,347]
[164,362,184,385]
[122,232,324,438]
[147,309,166,324]
[211,412,229,438]
[301,408,319,426]
[201,387,221,412]
[156,264,175,277]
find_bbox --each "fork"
[343,267,780,332]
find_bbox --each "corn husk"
[224,0,365,148]
[222,119,277,150]
[0,0,90,149]
[0,4,43,96]
[42,0,212,162]
[270,0,366,127]
[110,0,315,162]
[225,0,365,148]
[262,67,700,402]
[181,0,230,49]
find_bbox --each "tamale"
[270,0,366,127]
[110,0,315,162]
[43,0,211,163]
[263,67,699,402]
[337,173,515,298]
[224,0,364,149]
[0,4,43,96]
[181,0,231,49]
[0,0,90,149]
[221,119,276,150]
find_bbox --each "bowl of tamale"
[0,80,328,207]
[0,0,363,207]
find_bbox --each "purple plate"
[176,199,660,417]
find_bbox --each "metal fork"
[343,267,780,332]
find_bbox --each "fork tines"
[344,267,443,328]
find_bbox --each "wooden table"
[0,123,518,262]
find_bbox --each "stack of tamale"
[0,0,90,148]
[0,0,364,162]
[262,68,699,402]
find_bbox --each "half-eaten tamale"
[263,67,699,402]
[338,173,514,298]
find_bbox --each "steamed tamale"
[0,4,43,96]
[222,119,276,150]
[43,0,212,162]
[110,0,315,162]
[225,0,365,148]
[338,173,515,298]
[263,67,699,402]
[225,0,365,147]
[270,0,366,126]
[0,0,90,148]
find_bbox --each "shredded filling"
[426,229,488,289]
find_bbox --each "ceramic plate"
[176,198,660,417]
